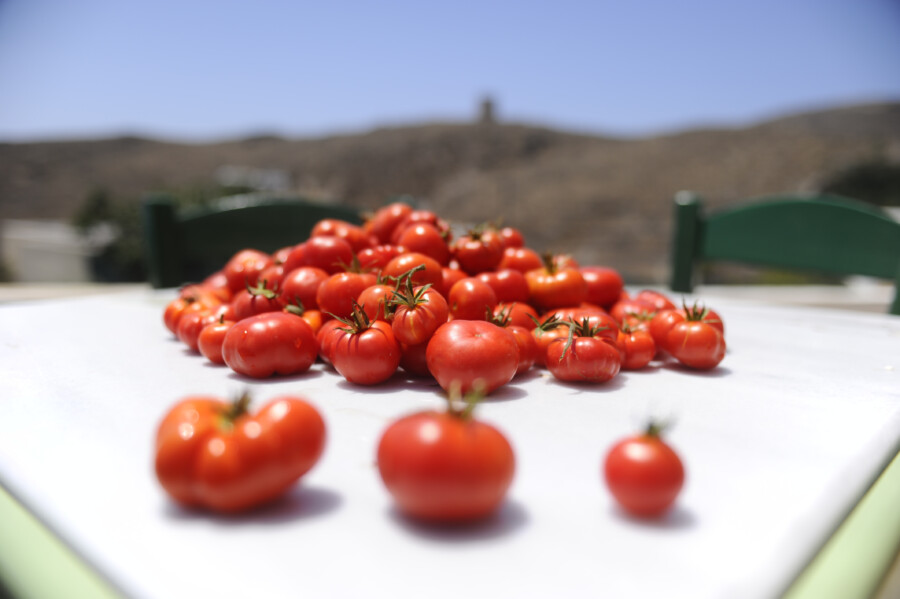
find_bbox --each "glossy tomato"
[222,312,318,378]
[377,392,515,522]
[604,424,685,517]
[667,320,726,370]
[448,277,498,321]
[223,249,273,294]
[426,320,519,394]
[452,228,504,275]
[197,316,234,364]
[581,266,624,309]
[545,320,621,383]
[391,282,449,346]
[365,202,414,244]
[330,307,401,385]
[316,271,377,320]
[155,394,325,513]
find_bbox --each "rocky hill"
[1,102,898,282]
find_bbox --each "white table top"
[1,288,898,599]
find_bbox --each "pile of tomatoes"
[163,201,727,390]
[158,201,727,520]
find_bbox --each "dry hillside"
[1,102,898,282]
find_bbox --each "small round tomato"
[231,281,283,321]
[377,391,515,522]
[164,292,220,335]
[604,424,685,518]
[382,252,443,288]
[546,320,621,383]
[494,302,539,330]
[616,327,656,370]
[316,318,345,366]
[223,249,273,294]
[496,225,524,248]
[365,202,414,244]
[635,289,676,312]
[391,282,449,346]
[222,312,318,378]
[330,308,401,385]
[426,320,519,394]
[581,266,624,309]
[437,265,467,297]
[316,271,378,320]
[197,316,234,364]
[155,393,325,513]
[284,236,354,275]
[357,244,405,273]
[667,321,726,370]
[395,223,450,265]
[176,309,217,352]
[448,277,498,321]
[398,341,432,377]
[477,268,530,303]
[390,209,451,245]
[452,228,504,275]
[525,259,588,311]
[311,218,372,253]
[531,315,570,368]
[498,246,543,273]
[280,266,329,311]
[610,297,657,325]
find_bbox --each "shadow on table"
[388,498,529,543]
[335,372,529,403]
[161,484,342,525]
[225,367,326,385]
[608,503,697,531]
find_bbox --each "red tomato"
[493,302,539,330]
[391,210,451,245]
[610,297,657,325]
[330,309,401,385]
[382,252,443,288]
[437,266,467,297]
[176,309,217,352]
[525,262,588,311]
[398,341,432,377]
[280,266,329,311]
[426,320,519,394]
[284,236,354,275]
[667,321,726,370]
[257,263,285,290]
[316,271,377,320]
[198,272,232,302]
[155,394,325,513]
[546,321,621,383]
[616,328,656,370]
[316,318,345,366]
[496,225,524,248]
[164,292,220,335]
[357,244,405,273]
[531,316,570,368]
[498,246,543,272]
[222,312,318,378]
[508,325,538,376]
[452,228,504,275]
[223,249,274,294]
[357,282,397,322]
[448,277,498,321]
[581,266,624,309]
[197,317,235,364]
[366,202,414,244]
[283,303,324,333]
[635,289,677,312]
[311,218,372,253]
[231,281,283,321]
[604,424,685,517]
[377,396,514,522]
[391,283,450,346]
[477,268,530,303]
[396,223,450,265]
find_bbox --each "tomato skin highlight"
[667,321,726,369]
[155,395,326,513]
[331,320,401,385]
[426,320,519,394]
[604,431,685,517]
[377,411,515,522]
[222,312,318,378]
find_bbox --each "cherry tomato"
[477,268,530,303]
[426,320,519,394]
[452,228,504,275]
[164,292,220,335]
[176,309,217,352]
[667,321,726,370]
[448,277,498,321]
[498,246,543,272]
[396,223,450,265]
[616,327,656,370]
[604,424,685,517]
[546,320,621,383]
[377,390,515,522]
[365,201,414,244]
[330,308,401,385]
[391,281,450,346]
[222,312,318,378]
[581,266,624,309]
[197,316,234,364]
[357,244,405,273]
[155,393,325,513]
[496,225,524,248]
[223,249,273,294]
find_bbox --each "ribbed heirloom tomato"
[155,394,325,513]
[377,388,515,522]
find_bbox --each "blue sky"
[0,0,898,142]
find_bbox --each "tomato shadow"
[334,372,442,396]
[549,373,628,394]
[662,362,733,378]
[483,384,529,402]
[387,498,529,543]
[607,503,697,531]
[226,368,325,385]
[161,484,342,525]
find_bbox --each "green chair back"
[670,191,900,315]
[142,193,363,288]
